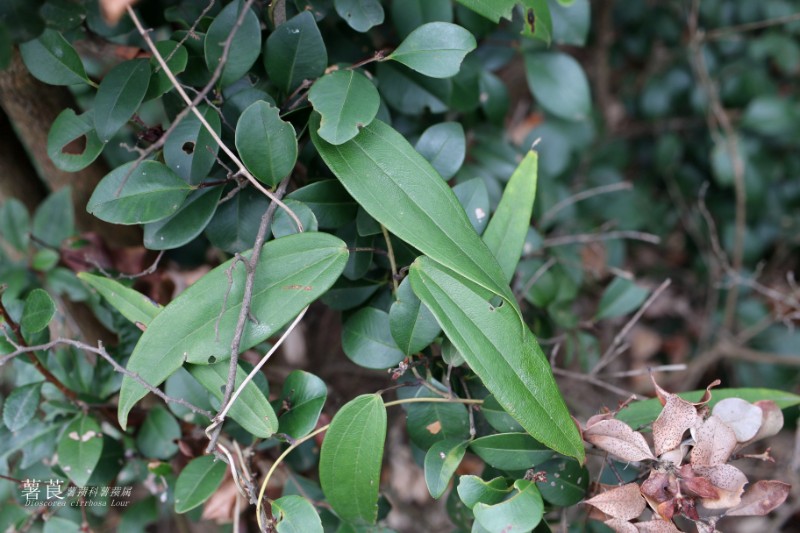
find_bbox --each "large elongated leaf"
[387,22,476,79]
[93,59,151,142]
[319,394,386,524]
[409,257,584,462]
[308,70,380,145]
[482,150,538,282]
[204,0,261,87]
[186,361,277,438]
[310,114,518,316]
[19,29,89,86]
[78,272,162,326]
[117,233,348,428]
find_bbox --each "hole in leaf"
[182,141,195,154]
[62,135,87,155]
[488,295,503,310]
[208,356,216,364]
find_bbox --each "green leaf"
[0,198,30,252]
[46,109,104,172]
[310,115,518,317]
[549,0,590,46]
[33,248,59,272]
[409,257,584,462]
[319,394,387,524]
[271,495,324,533]
[205,186,268,253]
[391,0,453,39]
[457,475,510,509]
[616,388,800,429]
[19,29,89,85]
[387,22,476,79]
[164,105,221,186]
[117,233,348,429]
[145,40,188,100]
[144,187,223,250]
[3,382,42,431]
[21,288,56,334]
[535,457,588,506]
[187,361,277,438]
[272,199,318,238]
[469,433,554,471]
[376,62,448,114]
[136,406,180,459]
[397,380,470,449]
[453,178,490,234]
[524,51,590,121]
[57,414,103,487]
[87,160,192,225]
[277,370,327,439]
[205,0,261,87]
[414,122,465,180]
[77,272,162,326]
[452,0,515,22]
[42,517,80,533]
[32,188,74,247]
[483,151,538,283]
[389,277,441,355]
[93,59,151,142]
[334,0,384,32]
[288,180,358,229]
[479,71,509,125]
[235,101,298,187]
[424,439,468,499]
[342,307,406,369]
[595,277,649,320]
[264,11,327,94]
[473,479,544,533]
[309,70,380,145]
[174,455,227,513]
[521,0,553,44]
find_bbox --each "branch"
[540,230,661,248]
[703,12,800,40]
[541,182,632,224]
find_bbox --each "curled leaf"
[584,483,645,521]
[694,464,747,509]
[711,397,762,442]
[583,418,655,462]
[726,480,791,516]
[652,393,700,457]
[640,471,678,505]
[742,400,784,447]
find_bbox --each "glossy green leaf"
[87,160,192,225]
[524,51,590,121]
[424,439,468,499]
[457,476,510,508]
[165,368,213,424]
[392,0,453,39]
[205,186,268,253]
[19,29,89,85]
[288,180,358,229]
[174,455,227,513]
[387,22,476,79]
[187,360,277,438]
[235,101,298,187]
[320,394,387,524]
[549,0,590,46]
[473,480,543,533]
[264,11,327,94]
[453,178,490,234]
[311,115,518,315]
[117,233,348,429]
[57,414,103,487]
[376,62,448,114]
[33,249,59,272]
[205,0,261,87]
[277,370,327,439]
[136,406,180,459]
[46,109,104,172]
[535,457,588,506]
[521,0,553,44]
[334,0,384,32]
[415,122,465,180]
[272,199,318,238]
[482,151,538,283]
[164,105,221,185]
[409,257,584,462]
[2,382,42,431]
[595,277,649,320]
[389,277,441,355]
[93,59,151,142]
[271,495,323,533]
[616,388,800,429]
[77,272,162,326]
[479,71,510,125]
[397,380,470,449]
[145,40,187,100]
[144,187,222,250]
[0,198,30,252]
[309,70,380,145]
[469,433,555,471]
[32,188,74,247]
[21,288,56,334]
[452,0,515,22]
[343,307,406,369]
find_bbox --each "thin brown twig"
[541,230,661,248]
[381,225,400,295]
[703,11,800,40]
[541,182,632,224]
[591,279,672,376]
[553,367,642,399]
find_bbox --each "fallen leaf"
[652,394,700,456]
[640,471,677,504]
[741,400,784,447]
[711,397,762,442]
[726,480,791,516]
[584,419,655,462]
[694,464,747,509]
[690,415,737,466]
[585,483,646,520]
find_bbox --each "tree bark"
[0,109,48,211]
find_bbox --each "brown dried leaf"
[681,474,719,499]
[640,471,678,504]
[742,400,784,446]
[726,480,791,517]
[690,415,737,466]
[635,521,681,533]
[605,518,639,533]
[100,0,138,24]
[658,443,687,467]
[585,483,646,520]
[584,419,655,462]
[652,395,700,456]
[694,464,747,509]
[711,397,762,442]
[202,476,239,523]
